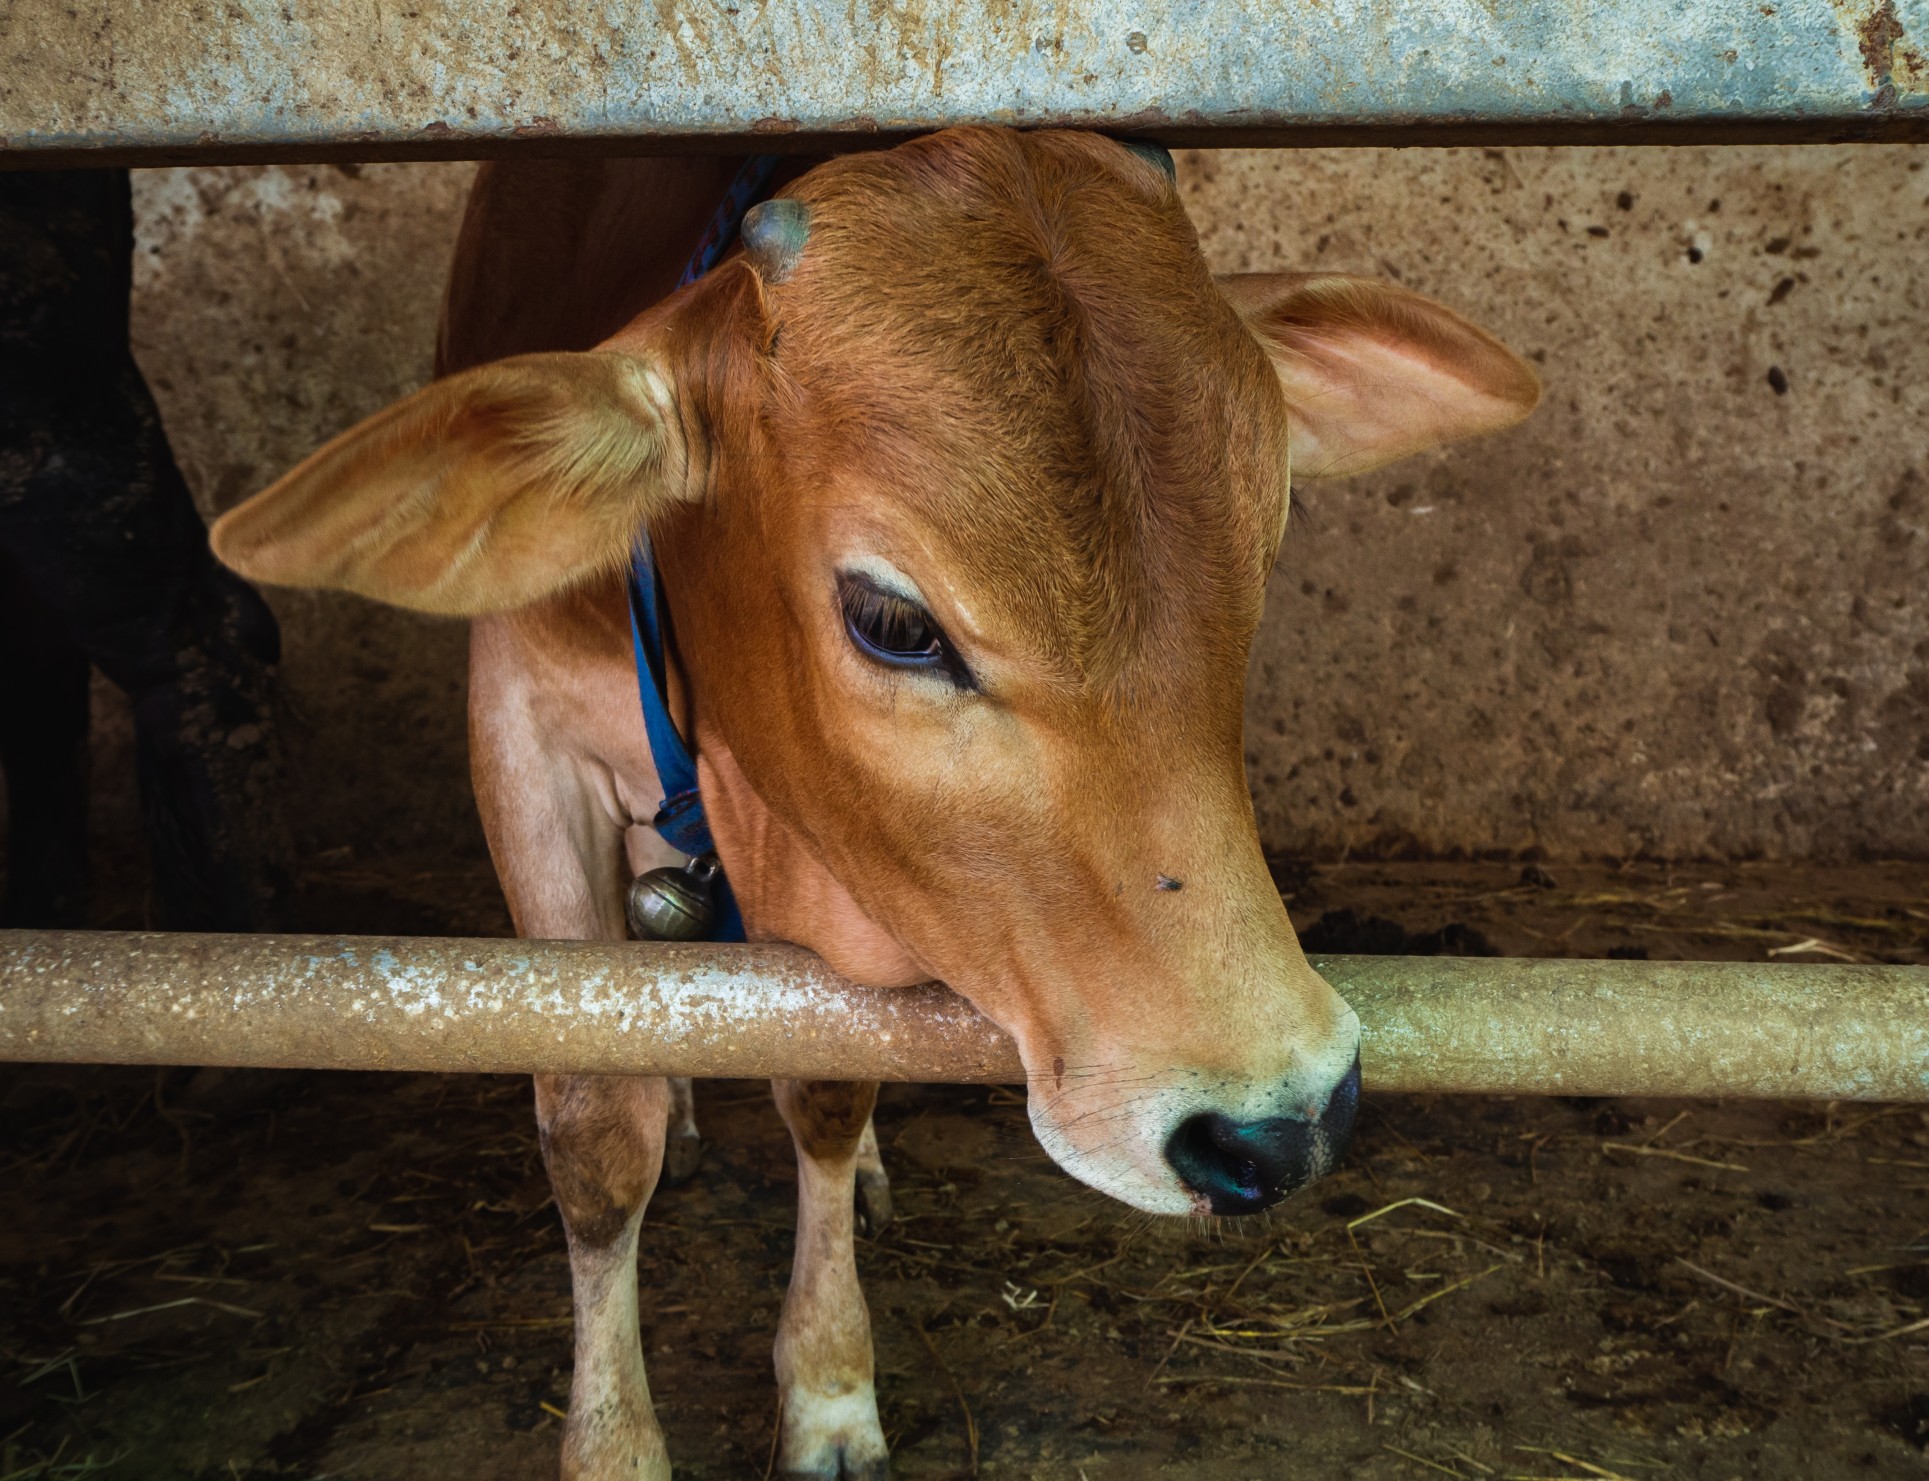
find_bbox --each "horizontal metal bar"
[1,931,1924,1101]
[2,0,1925,165]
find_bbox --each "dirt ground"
[2,854,1928,1479]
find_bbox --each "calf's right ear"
[210,352,695,615]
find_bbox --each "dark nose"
[1164,1056,1361,1215]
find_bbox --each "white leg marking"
[562,1222,669,1481]
[536,1074,671,1481]
[773,1082,889,1480]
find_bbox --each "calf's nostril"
[1164,1054,1362,1217]
[1164,1112,1312,1215]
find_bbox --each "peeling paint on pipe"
[0,933,1022,1085]
[0,932,1924,1101]
[0,0,1925,164]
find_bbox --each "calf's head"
[214,129,1537,1216]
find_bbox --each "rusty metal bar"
[1,931,1924,1101]
[1,0,1925,166]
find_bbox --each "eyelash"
[836,574,975,689]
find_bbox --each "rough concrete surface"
[128,162,480,865]
[1181,145,1929,861]
[13,0,1928,162]
[116,145,1929,874]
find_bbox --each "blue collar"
[622,155,780,943]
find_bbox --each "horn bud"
[1122,139,1176,182]
[741,199,811,283]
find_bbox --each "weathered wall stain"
[1189,143,1929,861]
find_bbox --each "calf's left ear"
[1219,273,1540,479]
[211,351,694,615]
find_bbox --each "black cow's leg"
[0,169,292,931]
[0,555,91,926]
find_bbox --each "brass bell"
[626,853,722,942]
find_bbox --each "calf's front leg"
[772,1078,890,1480]
[470,607,678,1478]
[538,1073,672,1480]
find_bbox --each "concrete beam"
[2,0,1926,165]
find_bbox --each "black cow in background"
[0,169,290,931]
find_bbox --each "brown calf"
[213,128,1538,1478]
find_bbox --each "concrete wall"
[124,145,1929,866]
[130,162,480,863]
[1183,146,1929,861]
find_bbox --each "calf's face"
[213,129,1538,1216]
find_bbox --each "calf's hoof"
[854,1166,893,1234]
[780,1385,890,1480]
[780,1459,888,1481]
[661,1126,705,1186]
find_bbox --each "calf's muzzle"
[1165,1055,1362,1215]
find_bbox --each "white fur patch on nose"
[1024,1001,1366,1217]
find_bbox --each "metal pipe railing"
[1,931,1924,1101]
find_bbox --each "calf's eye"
[837,573,974,688]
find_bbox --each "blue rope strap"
[622,155,780,944]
